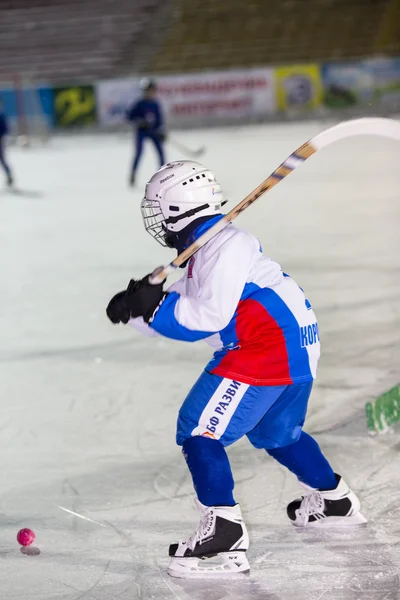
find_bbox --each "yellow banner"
[54,85,96,127]
[275,64,323,111]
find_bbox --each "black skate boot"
[168,500,250,578]
[129,171,135,187]
[287,474,367,528]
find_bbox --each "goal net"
[0,73,50,145]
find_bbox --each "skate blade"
[168,552,250,579]
[293,512,368,528]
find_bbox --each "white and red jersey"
[129,222,320,386]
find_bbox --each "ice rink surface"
[0,120,399,599]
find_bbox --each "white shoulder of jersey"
[171,224,272,333]
[200,224,260,259]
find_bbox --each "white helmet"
[141,160,226,246]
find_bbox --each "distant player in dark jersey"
[0,99,14,187]
[126,78,166,186]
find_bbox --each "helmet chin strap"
[164,203,210,226]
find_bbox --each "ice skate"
[168,500,250,578]
[287,474,367,528]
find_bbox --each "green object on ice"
[366,384,400,434]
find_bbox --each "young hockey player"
[0,99,13,187]
[106,161,366,578]
[126,78,166,186]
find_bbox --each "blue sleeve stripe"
[150,292,215,342]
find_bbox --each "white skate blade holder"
[168,551,250,579]
[292,511,367,529]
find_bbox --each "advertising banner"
[96,77,140,126]
[53,85,96,127]
[322,62,375,109]
[36,87,55,127]
[366,57,400,110]
[157,68,276,126]
[96,68,276,127]
[322,57,400,110]
[0,85,55,131]
[275,64,323,111]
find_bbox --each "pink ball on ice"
[17,528,35,547]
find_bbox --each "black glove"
[106,280,140,324]
[106,290,131,325]
[106,277,166,325]
[158,131,167,142]
[124,274,167,323]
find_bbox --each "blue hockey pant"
[178,371,336,505]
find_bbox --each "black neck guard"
[164,215,217,260]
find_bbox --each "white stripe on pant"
[191,378,249,440]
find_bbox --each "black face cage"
[141,197,168,246]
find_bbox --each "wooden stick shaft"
[150,117,400,284]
